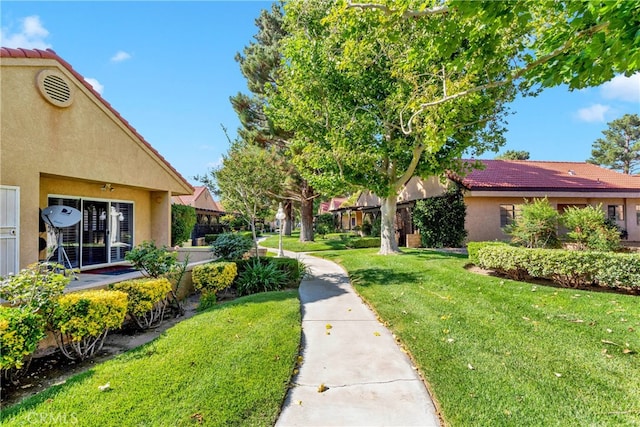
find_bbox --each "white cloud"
[575,104,610,123]
[84,78,104,95]
[0,15,51,49]
[600,73,640,103]
[111,51,131,62]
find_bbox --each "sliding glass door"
[47,196,133,268]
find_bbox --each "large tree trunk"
[379,196,400,255]
[299,182,315,242]
[284,200,293,236]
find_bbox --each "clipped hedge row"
[345,237,381,249]
[0,307,45,371]
[111,278,172,330]
[193,262,238,295]
[476,245,640,289]
[51,290,129,360]
[466,241,510,265]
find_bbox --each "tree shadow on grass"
[349,268,424,288]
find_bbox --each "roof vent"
[36,70,73,107]
[568,170,576,176]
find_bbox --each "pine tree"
[588,114,640,174]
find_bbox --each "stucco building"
[172,186,225,244]
[1,48,193,276]
[346,160,640,245]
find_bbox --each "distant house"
[457,160,640,242]
[172,186,225,243]
[0,48,193,276]
[318,196,364,231]
[347,160,640,245]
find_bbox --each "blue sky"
[2,1,639,186]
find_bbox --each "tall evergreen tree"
[588,114,640,175]
[230,2,318,242]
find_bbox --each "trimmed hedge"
[111,278,172,330]
[51,290,129,360]
[345,237,381,249]
[0,307,45,371]
[466,241,510,265]
[476,245,640,290]
[193,261,238,295]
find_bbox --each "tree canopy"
[588,114,640,175]
[496,150,531,161]
[266,0,640,254]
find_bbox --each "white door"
[0,185,20,276]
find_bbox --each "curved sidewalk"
[275,251,440,427]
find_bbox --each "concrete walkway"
[274,251,441,427]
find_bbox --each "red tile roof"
[172,186,223,212]
[1,47,194,193]
[458,160,640,192]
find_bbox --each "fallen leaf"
[373,331,381,336]
[296,400,303,406]
[98,382,110,392]
[522,316,530,321]
[447,338,455,343]
[468,363,475,370]
[325,324,332,330]
[606,328,613,333]
[554,372,562,378]
[317,383,328,393]
[622,348,635,354]
[190,413,204,424]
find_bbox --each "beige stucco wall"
[464,192,640,243]
[1,57,192,269]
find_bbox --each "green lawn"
[1,291,301,427]
[319,249,640,426]
[260,232,355,252]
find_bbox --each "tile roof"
[459,160,640,192]
[1,47,194,193]
[172,186,223,212]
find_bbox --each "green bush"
[504,198,561,248]
[237,257,307,288]
[236,259,287,296]
[370,216,382,237]
[0,263,69,314]
[111,278,172,330]
[562,204,621,251]
[466,241,509,265]
[125,241,178,278]
[50,290,128,360]
[413,189,467,247]
[171,204,197,247]
[0,306,45,372]
[192,261,238,306]
[205,234,220,244]
[477,245,640,290]
[315,213,335,238]
[211,233,253,260]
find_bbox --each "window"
[500,204,520,227]
[607,205,624,221]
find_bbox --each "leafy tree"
[231,2,318,242]
[268,0,517,254]
[171,204,196,247]
[587,114,640,174]
[206,141,285,256]
[504,198,561,249]
[496,150,530,160]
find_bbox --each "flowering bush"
[50,290,128,360]
[111,278,172,329]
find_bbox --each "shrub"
[111,278,172,330]
[0,263,69,314]
[171,204,197,247]
[315,213,335,238]
[211,233,253,260]
[205,234,219,244]
[466,241,509,265]
[413,189,467,247]
[50,290,128,360]
[476,245,640,290]
[504,197,561,248]
[562,204,621,251]
[125,241,178,278]
[192,262,238,309]
[0,307,45,375]
[370,215,382,237]
[237,257,308,289]
[236,259,287,296]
